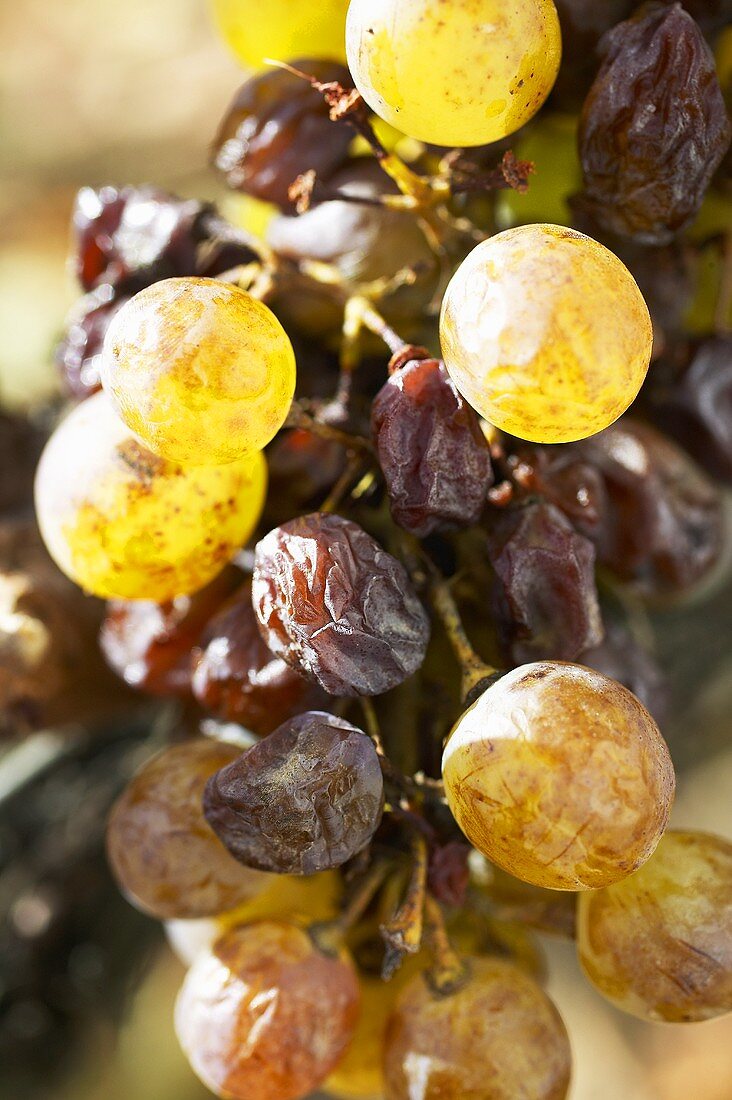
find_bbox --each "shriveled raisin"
[203,711,384,873]
[486,499,603,664]
[372,358,493,537]
[253,513,430,696]
[578,2,731,243]
[55,286,129,399]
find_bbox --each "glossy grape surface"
[442,661,675,890]
[383,958,571,1100]
[175,920,359,1100]
[346,0,561,147]
[440,224,653,443]
[211,0,349,67]
[34,392,266,601]
[101,278,295,466]
[106,739,267,919]
[578,830,732,1022]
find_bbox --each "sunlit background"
[1,1,731,1098]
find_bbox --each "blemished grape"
[174,920,359,1100]
[382,958,571,1100]
[211,0,349,67]
[253,513,430,696]
[106,739,268,920]
[578,830,732,1022]
[203,711,384,873]
[34,393,267,601]
[101,277,295,466]
[346,0,562,147]
[191,579,326,735]
[442,661,675,891]
[439,224,653,444]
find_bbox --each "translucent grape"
[346,0,561,147]
[440,224,653,443]
[34,392,266,601]
[578,830,732,1022]
[106,738,268,920]
[101,277,295,466]
[211,0,349,67]
[175,920,359,1100]
[383,958,571,1100]
[442,661,675,891]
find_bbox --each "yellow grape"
[101,278,295,466]
[578,830,732,1022]
[34,392,266,601]
[346,0,561,147]
[442,662,675,891]
[440,224,653,443]
[211,0,349,67]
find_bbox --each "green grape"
[34,392,266,601]
[497,115,582,229]
[211,0,349,67]
[442,661,675,891]
[383,958,571,1100]
[440,224,653,443]
[101,277,295,466]
[346,0,562,147]
[578,830,732,1022]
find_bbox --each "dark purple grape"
[191,580,326,735]
[487,499,603,664]
[252,513,430,696]
[371,358,493,537]
[646,336,732,484]
[264,428,347,525]
[54,286,128,398]
[203,711,384,873]
[212,59,352,210]
[506,443,607,542]
[580,620,669,725]
[578,3,731,244]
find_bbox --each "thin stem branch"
[423,894,469,995]
[430,577,498,703]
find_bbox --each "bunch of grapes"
[7,0,732,1097]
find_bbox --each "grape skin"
[34,392,266,601]
[101,277,295,466]
[106,739,268,920]
[440,224,653,444]
[383,958,571,1100]
[578,830,732,1022]
[442,661,675,891]
[346,0,561,147]
[211,0,349,67]
[175,920,360,1100]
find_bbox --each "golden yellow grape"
[34,392,267,601]
[211,0,349,67]
[440,224,653,443]
[346,0,561,147]
[442,662,675,891]
[578,830,732,1022]
[101,278,295,466]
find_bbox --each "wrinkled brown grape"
[191,579,326,734]
[578,830,732,1022]
[106,738,267,919]
[487,499,603,664]
[54,286,128,399]
[383,959,571,1100]
[175,920,359,1100]
[203,711,384,873]
[212,59,353,210]
[578,3,731,244]
[371,358,493,537]
[443,661,675,891]
[253,513,430,696]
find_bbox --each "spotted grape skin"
[346,0,561,147]
[34,392,266,601]
[175,920,360,1100]
[106,739,268,920]
[578,830,732,1022]
[442,661,675,891]
[440,224,653,444]
[101,277,295,466]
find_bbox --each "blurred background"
[1,1,731,1098]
